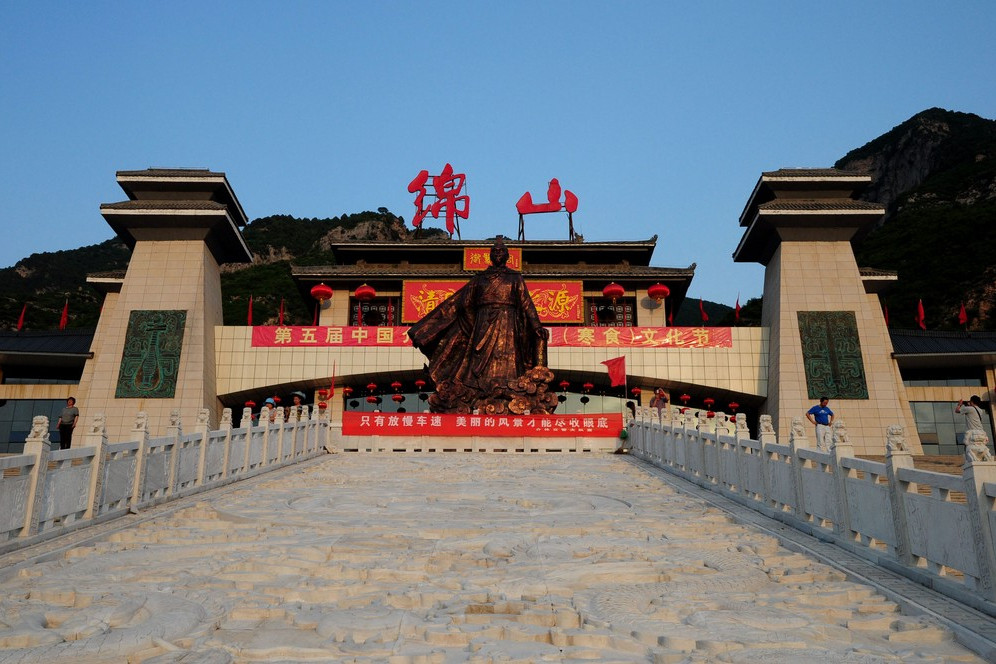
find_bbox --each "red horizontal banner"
[342,411,623,437]
[250,326,733,348]
[463,247,522,271]
[401,280,583,323]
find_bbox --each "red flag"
[278,298,285,326]
[313,303,318,326]
[601,356,626,387]
[16,304,26,331]
[734,295,741,324]
[883,303,889,326]
[247,295,254,326]
[387,299,394,325]
[915,299,925,330]
[667,308,673,326]
[58,300,68,330]
[959,302,968,326]
[699,298,709,323]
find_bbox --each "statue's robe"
[408,265,544,410]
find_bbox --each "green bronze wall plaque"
[797,311,868,400]
[115,310,187,399]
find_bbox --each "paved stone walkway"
[0,453,991,662]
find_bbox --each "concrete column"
[21,416,52,537]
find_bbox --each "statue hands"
[537,327,550,341]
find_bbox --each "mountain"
[840,108,996,330]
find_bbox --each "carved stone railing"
[0,406,328,555]
[628,405,996,614]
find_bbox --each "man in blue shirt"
[806,397,834,448]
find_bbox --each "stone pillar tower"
[76,169,252,441]
[734,169,919,454]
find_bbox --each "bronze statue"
[408,236,556,414]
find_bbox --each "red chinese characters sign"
[342,411,623,437]
[463,247,522,271]
[401,280,583,323]
[408,163,469,236]
[251,325,732,348]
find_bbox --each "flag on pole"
[601,356,626,387]
[883,303,889,326]
[278,298,285,326]
[58,300,68,330]
[915,299,926,330]
[247,295,254,326]
[313,302,318,326]
[16,304,26,331]
[959,302,968,326]
[734,295,741,324]
[699,298,709,323]
[667,308,673,326]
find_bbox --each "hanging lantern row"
[415,379,426,390]
[245,400,256,409]
[310,283,333,302]
[317,401,328,410]
[647,283,670,302]
[559,380,570,391]
[680,394,691,404]
[366,395,378,404]
[391,381,403,392]
[343,386,353,396]
[631,387,642,397]
[582,382,594,393]
[602,282,624,303]
[728,402,739,413]
[367,382,377,392]
[703,397,715,408]
[355,284,376,302]
[392,394,404,403]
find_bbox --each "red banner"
[402,280,583,323]
[250,326,733,348]
[342,411,623,437]
[463,247,522,271]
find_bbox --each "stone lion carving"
[830,420,850,451]
[89,412,106,436]
[789,417,809,446]
[964,429,995,463]
[29,415,49,440]
[735,413,749,434]
[221,407,232,423]
[300,405,309,420]
[759,415,775,435]
[168,409,181,428]
[885,424,908,453]
[133,411,149,431]
[196,408,210,426]
[241,407,253,423]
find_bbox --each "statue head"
[490,236,509,267]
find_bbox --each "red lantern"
[583,382,594,392]
[647,283,670,302]
[392,394,404,403]
[391,381,402,391]
[680,394,691,404]
[343,386,353,396]
[631,387,642,397]
[367,382,377,392]
[602,282,624,303]
[355,284,376,301]
[366,395,378,404]
[272,396,281,404]
[559,380,570,391]
[707,411,716,418]
[317,401,328,409]
[317,389,328,399]
[310,283,333,302]
[703,397,715,408]
[415,379,426,390]
[245,400,256,409]
[728,402,739,413]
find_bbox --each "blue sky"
[2,2,994,305]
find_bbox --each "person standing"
[805,397,834,448]
[956,396,989,441]
[56,397,79,450]
[649,388,669,418]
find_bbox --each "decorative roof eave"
[859,268,898,294]
[100,204,253,265]
[86,271,126,294]
[115,168,249,227]
[738,169,874,226]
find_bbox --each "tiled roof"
[890,329,996,355]
[859,267,899,278]
[100,201,228,211]
[758,199,884,212]
[0,330,95,355]
[117,168,221,177]
[292,264,694,278]
[87,270,127,280]
[761,168,870,178]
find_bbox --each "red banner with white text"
[342,410,623,437]
[250,326,732,348]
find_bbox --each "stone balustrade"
[627,405,996,613]
[0,405,328,555]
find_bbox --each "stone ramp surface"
[0,453,988,662]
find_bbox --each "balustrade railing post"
[83,413,109,520]
[758,415,776,506]
[20,416,52,537]
[961,430,996,600]
[733,414,750,496]
[787,416,810,521]
[274,406,286,462]
[130,412,150,509]
[219,407,233,478]
[194,408,211,486]
[239,407,254,472]
[885,426,915,565]
[829,420,855,540]
[164,410,182,496]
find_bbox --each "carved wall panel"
[797,311,868,400]
[115,310,187,399]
